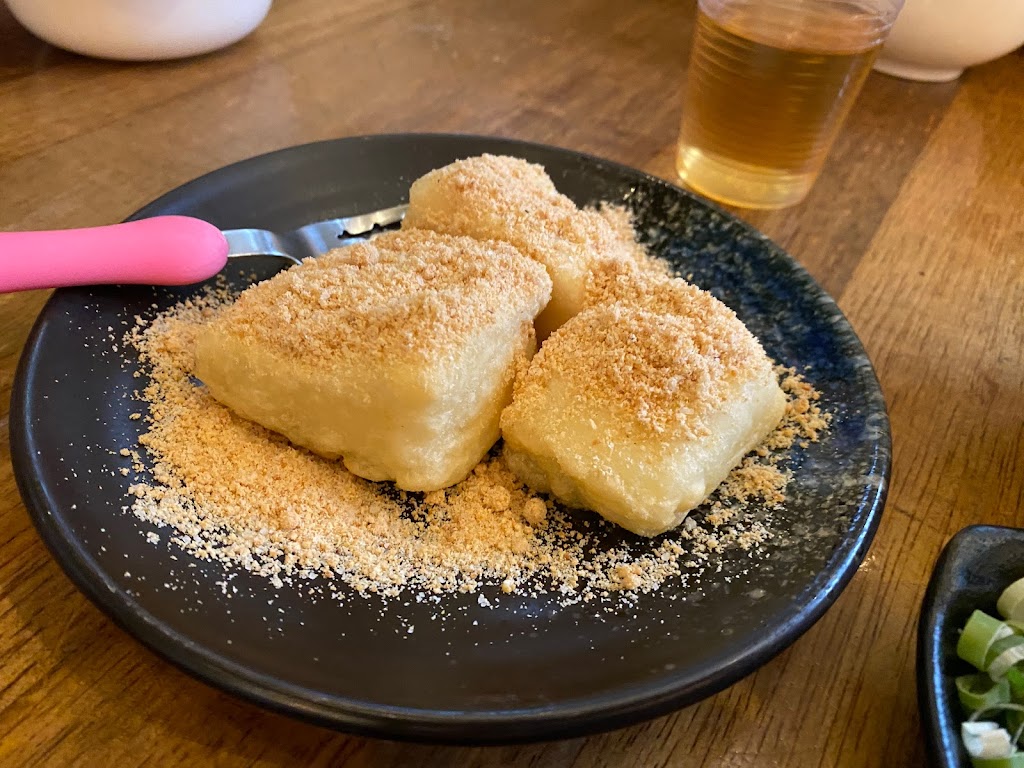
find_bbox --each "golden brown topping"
[594,204,673,276]
[510,296,769,440]
[405,154,637,281]
[763,366,833,450]
[521,497,547,527]
[116,155,832,602]
[587,257,775,396]
[585,258,743,333]
[124,280,805,596]
[208,229,551,367]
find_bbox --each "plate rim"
[10,132,892,744]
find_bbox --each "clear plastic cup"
[675,0,904,209]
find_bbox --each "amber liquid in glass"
[676,2,884,208]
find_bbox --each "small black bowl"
[919,525,1024,768]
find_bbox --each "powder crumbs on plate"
[597,203,674,278]
[120,283,829,608]
[764,366,833,452]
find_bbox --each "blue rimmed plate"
[11,133,890,744]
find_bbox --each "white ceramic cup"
[4,0,272,61]
[873,0,1024,82]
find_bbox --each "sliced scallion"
[963,721,1013,758]
[960,675,1012,713]
[961,611,1016,671]
[998,579,1024,622]
[1006,666,1024,702]
[1007,621,1024,636]
[964,705,1024,763]
[1010,711,1024,750]
[989,637,1024,681]
[968,755,1024,768]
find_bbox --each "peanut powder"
[207,229,551,370]
[121,280,829,605]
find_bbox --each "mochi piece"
[403,153,635,339]
[501,268,785,537]
[195,229,551,492]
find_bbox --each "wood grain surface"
[1,1,1022,765]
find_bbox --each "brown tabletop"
[1,1,1022,765]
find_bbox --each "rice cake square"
[403,154,636,339]
[195,229,551,492]
[501,265,785,537]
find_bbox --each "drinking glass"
[675,0,905,209]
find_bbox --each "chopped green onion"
[972,704,1024,719]
[969,756,1024,768]
[960,675,1012,712]
[998,579,1024,621]
[961,611,1016,671]
[957,586,1024,766]
[1006,666,1024,702]
[989,637,1024,680]
[965,706,1024,762]
[1009,710,1024,748]
[963,721,1013,758]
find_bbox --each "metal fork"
[223,203,409,266]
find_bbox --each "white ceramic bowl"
[874,0,1024,82]
[4,0,272,61]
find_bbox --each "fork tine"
[222,203,408,265]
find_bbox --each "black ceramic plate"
[919,525,1024,767]
[11,134,890,744]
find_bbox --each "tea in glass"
[676,0,903,209]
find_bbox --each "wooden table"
[1,1,1021,765]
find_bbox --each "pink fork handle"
[0,216,228,292]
